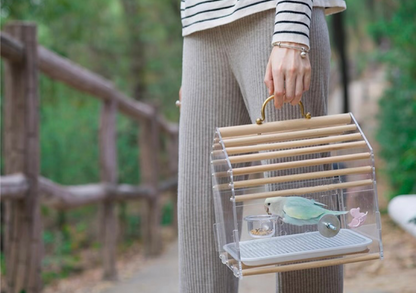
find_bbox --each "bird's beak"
[264,205,270,215]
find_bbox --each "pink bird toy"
[348,207,368,228]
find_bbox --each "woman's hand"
[264,42,311,109]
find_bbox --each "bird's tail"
[327,210,348,216]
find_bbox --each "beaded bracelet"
[272,41,310,58]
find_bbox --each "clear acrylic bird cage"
[211,98,383,279]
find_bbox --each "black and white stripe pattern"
[272,0,313,47]
[181,0,276,35]
[181,0,345,48]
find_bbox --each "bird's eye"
[267,203,271,206]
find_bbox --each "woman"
[177,1,346,292]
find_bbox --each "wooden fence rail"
[0,29,179,134]
[0,173,177,209]
[0,22,178,293]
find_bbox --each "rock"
[388,195,416,238]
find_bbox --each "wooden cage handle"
[256,95,311,125]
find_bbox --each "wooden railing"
[0,22,179,292]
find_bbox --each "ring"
[175,100,181,107]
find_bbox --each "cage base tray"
[224,229,372,266]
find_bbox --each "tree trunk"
[332,13,349,113]
[120,0,147,101]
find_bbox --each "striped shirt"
[181,0,346,48]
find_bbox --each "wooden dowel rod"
[228,141,367,164]
[214,128,307,145]
[211,158,228,166]
[222,124,357,148]
[223,133,362,155]
[219,113,352,138]
[232,166,372,189]
[233,179,373,202]
[242,254,380,276]
[214,165,372,191]
[213,123,353,146]
[231,152,371,176]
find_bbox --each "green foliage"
[0,252,6,275]
[373,2,416,199]
[41,206,98,284]
[126,212,142,240]
[161,201,174,226]
[1,0,181,185]
[117,115,140,184]
[1,0,177,284]
[39,76,101,184]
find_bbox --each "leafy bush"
[374,2,416,199]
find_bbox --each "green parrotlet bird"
[264,196,348,226]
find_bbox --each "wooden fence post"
[99,99,119,280]
[168,132,179,177]
[168,132,179,234]
[3,22,42,293]
[139,106,162,256]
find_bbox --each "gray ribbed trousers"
[178,8,343,293]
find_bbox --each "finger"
[304,63,311,92]
[284,73,296,104]
[264,61,274,96]
[292,75,304,105]
[282,78,289,103]
[273,71,285,109]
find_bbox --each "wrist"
[278,41,305,47]
[273,41,310,51]
[272,42,310,58]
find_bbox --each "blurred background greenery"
[371,2,416,199]
[333,0,416,200]
[0,0,182,283]
[1,0,415,286]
